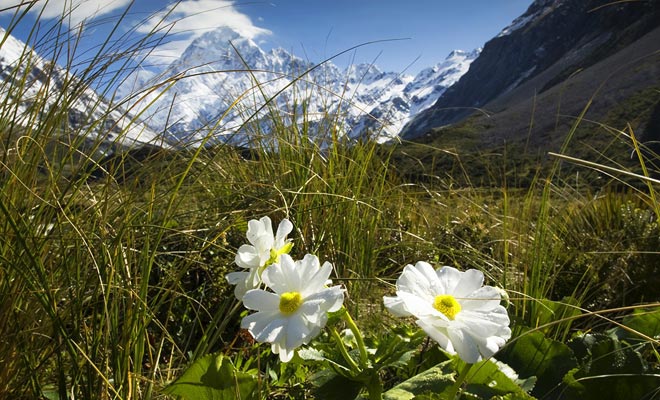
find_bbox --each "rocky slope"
[400,0,660,140]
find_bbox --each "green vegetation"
[1,6,660,399]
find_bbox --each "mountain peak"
[201,26,243,43]
[498,0,560,37]
[117,25,476,144]
[345,63,384,82]
[185,26,256,54]
[0,28,162,150]
[0,27,35,66]
[446,49,467,59]
[401,0,660,140]
[175,26,265,71]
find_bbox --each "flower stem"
[365,372,383,400]
[446,362,472,400]
[329,327,360,371]
[343,311,369,367]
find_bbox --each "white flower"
[226,217,293,299]
[241,254,344,362]
[384,262,511,363]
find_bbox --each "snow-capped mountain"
[400,0,660,140]
[118,27,479,144]
[497,0,559,37]
[0,27,164,153]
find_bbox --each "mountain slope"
[471,26,660,149]
[118,28,478,145]
[400,0,660,140]
[0,27,165,154]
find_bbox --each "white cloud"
[2,0,271,67]
[134,0,270,65]
[1,0,133,26]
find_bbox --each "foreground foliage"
[1,4,660,399]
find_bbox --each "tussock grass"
[1,3,659,399]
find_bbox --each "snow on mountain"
[0,27,164,153]
[498,0,559,37]
[118,27,479,145]
[0,23,477,149]
[355,49,481,139]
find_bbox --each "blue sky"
[1,0,532,75]
[254,1,532,73]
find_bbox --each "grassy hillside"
[390,81,660,187]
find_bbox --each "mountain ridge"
[0,27,165,155]
[117,26,479,145]
[400,0,660,140]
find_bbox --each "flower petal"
[242,289,280,312]
[226,271,249,299]
[460,286,502,312]
[226,271,248,285]
[235,245,260,269]
[305,286,345,313]
[452,269,485,298]
[247,217,272,245]
[383,295,411,317]
[298,301,323,324]
[395,262,438,301]
[397,291,443,319]
[274,219,293,248]
[299,256,330,295]
[480,335,508,359]
[418,318,453,353]
[287,254,311,292]
[459,307,510,338]
[285,314,309,350]
[253,235,274,262]
[244,313,287,344]
[273,342,295,362]
[435,266,462,294]
[447,309,510,362]
[262,254,296,294]
[447,326,482,363]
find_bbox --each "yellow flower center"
[433,294,461,320]
[267,242,294,266]
[279,291,303,315]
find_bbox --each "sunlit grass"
[1,3,660,399]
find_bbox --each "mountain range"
[117,27,479,145]
[401,0,660,150]
[0,27,164,156]
[2,0,658,162]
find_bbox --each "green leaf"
[498,330,577,398]
[383,356,537,400]
[534,297,581,335]
[297,346,351,373]
[564,372,660,400]
[563,333,660,400]
[497,394,538,400]
[463,359,535,399]
[40,386,60,400]
[408,393,479,400]
[162,353,258,400]
[297,347,327,362]
[569,333,647,374]
[372,327,426,370]
[382,360,456,400]
[617,307,660,340]
[309,368,364,400]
